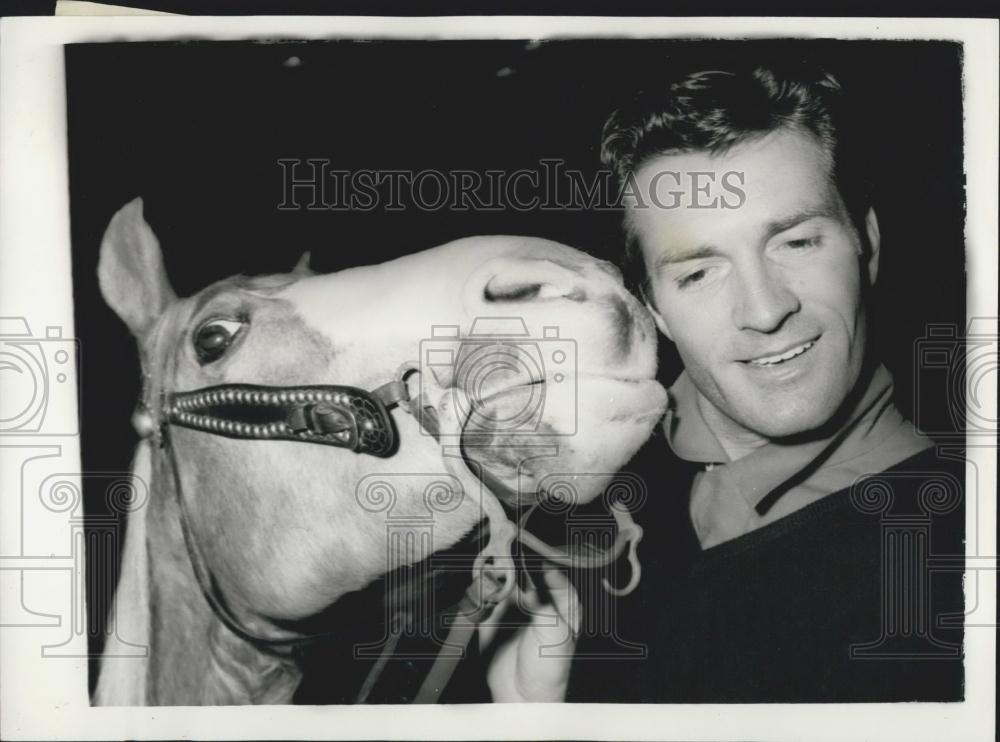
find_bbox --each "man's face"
[629,127,880,443]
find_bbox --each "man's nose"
[731,258,800,333]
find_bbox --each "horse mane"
[92,441,152,705]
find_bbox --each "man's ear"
[863,208,881,286]
[97,198,177,339]
[643,291,673,341]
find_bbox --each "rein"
[134,363,643,703]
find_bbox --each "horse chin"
[461,376,667,506]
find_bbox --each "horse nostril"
[483,280,542,303]
[483,276,586,303]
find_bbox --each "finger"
[541,567,580,639]
[477,597,512,650]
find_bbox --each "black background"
[66,38,966,692]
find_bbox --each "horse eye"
[193,318,245,363]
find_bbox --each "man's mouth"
[742,337,819,367]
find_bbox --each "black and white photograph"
[0,10,996,742]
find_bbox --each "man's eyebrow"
[654,244,725,268]
[762,204,840,240]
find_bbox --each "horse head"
[94,198,666,705]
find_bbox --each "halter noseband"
[163,381,407,457]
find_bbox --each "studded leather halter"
[163,381,405,456]
[136,362,643,703]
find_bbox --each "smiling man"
[624,108,900,548]
[557,63,965,702]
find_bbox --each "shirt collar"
[664,363,901,513]
[663,371,731,464]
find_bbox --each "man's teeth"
[748,340,815,367]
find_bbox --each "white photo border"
[0,15,995,742]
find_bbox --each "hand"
[486,567,580,702]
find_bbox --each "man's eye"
[193,318,245,363]
[785,235,823,249]
[676,268,708,289]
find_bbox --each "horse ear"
[291,251,314,277]
[98,198,177,338]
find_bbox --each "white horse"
[94,198,666,705]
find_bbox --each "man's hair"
[601,62,871,297]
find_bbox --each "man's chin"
[732,392,846,441]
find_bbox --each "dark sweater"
[566,443,965,702]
